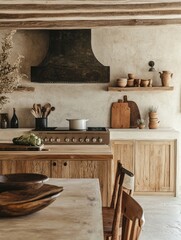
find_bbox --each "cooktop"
[34,127,108,132]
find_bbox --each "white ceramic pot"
[66,119,89,130]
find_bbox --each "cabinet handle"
[53,162,56,166]
[63,162,67,166]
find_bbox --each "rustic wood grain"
[111,139,176,195]
[0,145,113,206]
[108,86,174,91]
[111,102,130,128]
[0,0,181,28]
[0,184,63,205]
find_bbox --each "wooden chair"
[103,161,134,240]
[110,161,134,209]
[121,191,144,240]
[103,190,144,240]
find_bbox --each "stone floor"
[135,196,181,240]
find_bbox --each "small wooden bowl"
[0,173,49,191]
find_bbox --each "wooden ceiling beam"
[0,1,181,28]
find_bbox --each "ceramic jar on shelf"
[148,111,159,129]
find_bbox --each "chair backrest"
[121,191,144,240]
[110,161,134,209]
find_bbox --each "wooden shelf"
[15,86,35,92]
[108,86,174,92]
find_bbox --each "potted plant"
[137,118,145,129]
[148,106,158,119]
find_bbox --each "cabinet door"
[135,140,175,193]
[111,140,134,172]
[0,160,51,177]
[51,159,111,206]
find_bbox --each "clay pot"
[117,78,127,88]
[127,79,135,87]
[149,118,160,129]
[138,124,145,129]
[140,79,149,87]
[134,79,141,87]
[149,112,158,119]
[159,71,173,87]
[128,73,135,79]
[149,122,159,129]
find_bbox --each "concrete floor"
[135,196,181,240]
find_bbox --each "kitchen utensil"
[32,103,42,118]
[66,119,89,130]
[35,118,47,130]
[37,104,42,117]
[123,95,141,128]
[43,103,52,117]
[31,108,39,118]
[0,143,44,151]
[0,173,48,191]
[111,101,130,128]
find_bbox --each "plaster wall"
[0,26,181,193]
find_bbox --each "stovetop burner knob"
[98,137,103,143]
[72,137,77,143]
[64,137,70,143]
[56,138,61,142]
[79,138,84,143]
[50,137,55,142]
[85,138,90,143]
[44,137,49,142]
[92,137,97,143]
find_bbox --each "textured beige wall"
[0,26,180,130]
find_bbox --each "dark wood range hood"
[0,0,181,29]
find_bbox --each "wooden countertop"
[0,178,104,240]
[0,144,113,160]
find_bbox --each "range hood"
[31,29,110,83]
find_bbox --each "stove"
[32,127,110,145]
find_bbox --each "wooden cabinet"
[0,158,112,206]
[0,160,51,176]
[50,159,111,206]
[111,140,134,172]
[111,139,176,195]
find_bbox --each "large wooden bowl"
[0,173,49,191]
[0,192,61,217]
[0,184,63,217]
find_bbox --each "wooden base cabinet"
[0,160,51,176]
[0,159,112,206]
[111,140,176,195]
[50,159,112,206]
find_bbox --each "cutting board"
[123,95,141,128]
[0,143,44,151]
[111,101,130,128]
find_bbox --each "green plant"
[149,106,158,112]
[0,30,25,110]
[137,118,145,125]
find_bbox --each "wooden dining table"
[0,178,104,240]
